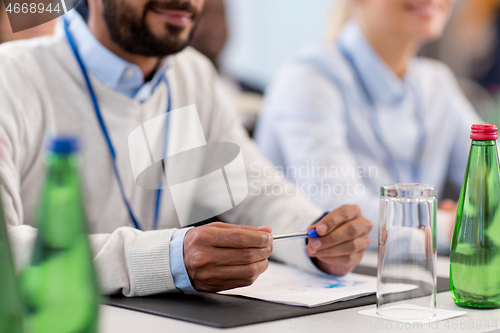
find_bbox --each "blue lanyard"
[63,18,171,231]
[337,42,426,183]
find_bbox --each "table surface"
[99,251,500,333]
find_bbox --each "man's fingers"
[212,259,269,281]
[214,228,272,248]
[186,226,272,249]
[307,218,371,253]
[217,246,273,265]
[188,246,273,268]
[315,251,364,266]
[315,251,364,276]
[313,205,362,236]
[205,222,272,233]
[190,259,269,292]
[307,235,370,258]
[184,223,273,292]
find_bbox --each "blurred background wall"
[218,0,335,92]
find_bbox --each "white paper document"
[220,261,381,308]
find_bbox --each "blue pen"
[272,227,320,241]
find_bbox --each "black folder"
[105,266,450,328]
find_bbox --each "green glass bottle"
[450,124,500,309]
[0,180,24,333]
[21,137,100,332]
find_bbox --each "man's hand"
[183,222,273,292]
[306,205,372,276]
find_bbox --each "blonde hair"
[324,0,354,43]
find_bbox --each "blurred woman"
[254,0,481,250]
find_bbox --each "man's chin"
[136,19,195,56]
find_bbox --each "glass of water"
[377,183,437,321]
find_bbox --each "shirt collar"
[337,20,409,105]
[64,10,169,102]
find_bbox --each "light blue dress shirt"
[65,11,196,292]
[255,21,482,247]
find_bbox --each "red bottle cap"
[470,124,498,140]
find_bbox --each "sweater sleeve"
[0,64,178,297]
[0,140,179,297]
[0,145,179,297]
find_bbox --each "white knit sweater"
[0,33,324,296]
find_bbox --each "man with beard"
[0,0,372,296]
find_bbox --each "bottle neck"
[35,151,85,251]
[467,140,500,173]
[471,140,497,147]
[47,152,78,163]
[46,152,79,178]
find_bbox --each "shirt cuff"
[169,227,199,293]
